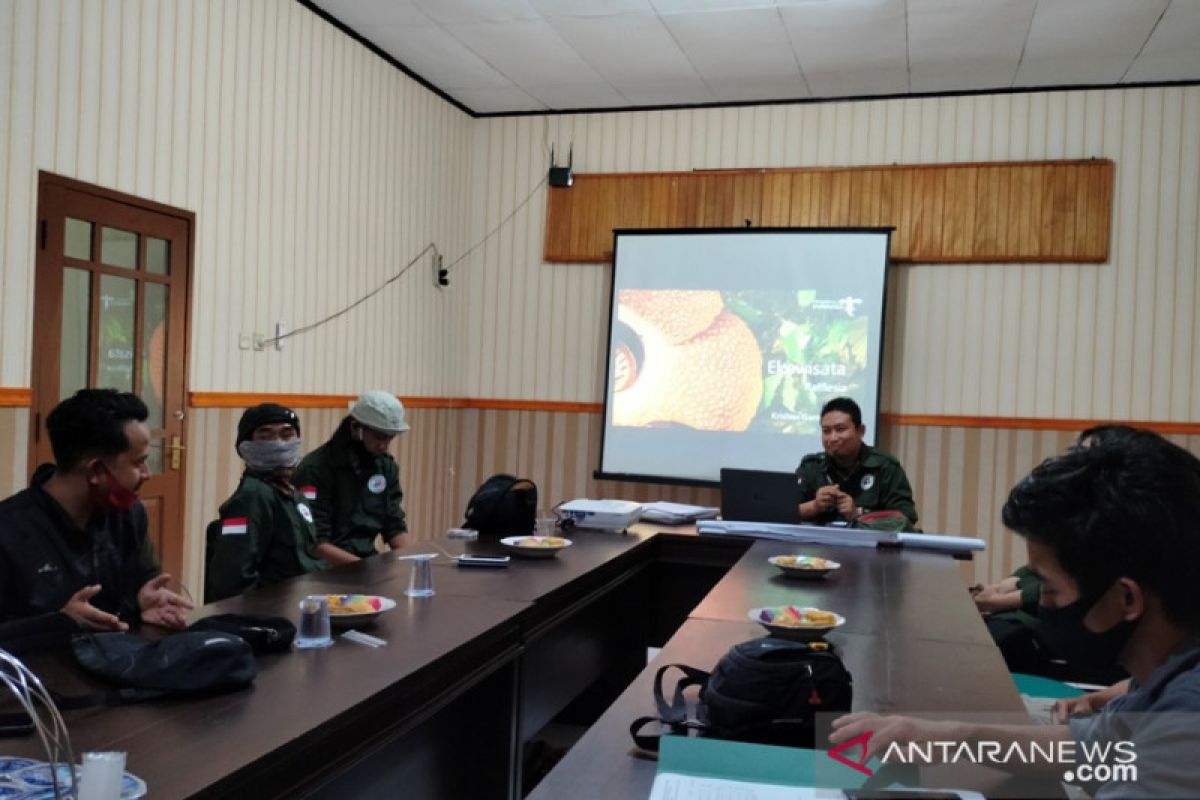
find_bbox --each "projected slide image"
[611,288,870,435]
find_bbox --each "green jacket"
[205,474,325,603]
[796,444,919,527]
[293,435,407,558]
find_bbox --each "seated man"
[979,424,1135,684]
[796,397,917,527]
[205,403,325,603]
[293,391,411,566]
[830,429,1200,798]
[0,389,192,630]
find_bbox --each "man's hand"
[835,492,858,519]
[973,588,1021,615]
[388,531,411,550]
[814,484,840,512]
[830,712,955,762]
[138,574,193,630]
[62,584,128,632]
[1051,679,1130,723]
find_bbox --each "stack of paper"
[697,520,898,547]
[640,501,720,525]
[696,521,985,554]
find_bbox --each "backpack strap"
[629,663,711,752]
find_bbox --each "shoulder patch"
[221,517,248,535]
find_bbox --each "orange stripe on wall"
[188,392,604,414]
[0,388,31,407]
[0,390,1185,435]
[879,413,1200,435]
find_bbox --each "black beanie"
[237,403,300,445]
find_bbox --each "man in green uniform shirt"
[795,397,918,528]
[204,403,324,602]
[293,391,410,565]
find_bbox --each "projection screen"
[597,228,892,484]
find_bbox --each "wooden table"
[4,527,1017,799]
[530,538,1026,800]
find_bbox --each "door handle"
[167,435,186,470]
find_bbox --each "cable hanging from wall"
[263,168,549,347]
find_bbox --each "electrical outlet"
[238,333,252,350]
[252,334,266,351]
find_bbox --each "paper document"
[696,521,984,554]
[641,502,720,525]
[649,772,817,799]
[696,520,896,547]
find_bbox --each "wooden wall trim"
[187,392,604,414]
[544,159,1114,264]
[0,388,32,407]
[185,393,1198,434]
[879,413,1200,435]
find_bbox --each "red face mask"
[91,462,140,512]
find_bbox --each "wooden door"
[31,173,193,580]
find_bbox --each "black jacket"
[0,464,160,625]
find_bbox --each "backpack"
[188,613,296,655]
[630,637,852,751]
[71,630,257,702]
[463,474,537,538]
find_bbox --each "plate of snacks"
[749,605,845,640]
[326,594,396,625]
[767,554,841,579]
[499,535,573,559]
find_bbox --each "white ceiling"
[310,0,1200,115]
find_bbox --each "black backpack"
[71,630,257,702]
[188,613,296,655]
[630,638,852,751]
[464,474,537,538]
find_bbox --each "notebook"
[719,468,802,524]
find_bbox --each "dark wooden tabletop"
[691,539,997,646]
[531,538,1026,800]
[7,572,531,798]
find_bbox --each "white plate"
[327,595,396,625]
[499,535,573,558]
[748,606,845,641]
[767,554,841,579]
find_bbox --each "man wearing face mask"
[0,389,193,630]
[830,430,1200,798]
[204,403,324,603]
[293,391,410,565]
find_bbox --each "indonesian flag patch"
[301,486,317,501]
[221,517,249,535]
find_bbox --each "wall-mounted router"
[549,145,573,188]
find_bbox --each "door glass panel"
[142,283,168,474]
[59,268,91,400]
[64,218,93,260]
[97,274,136,391]
[100,226,138,269]
[146,237,169,275]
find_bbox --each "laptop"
[719,468,802,524]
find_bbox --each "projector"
[558,499,643,531]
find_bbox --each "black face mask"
[1038,586,1138,667]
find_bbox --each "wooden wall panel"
[89,397,1200,593]
[543,160,1113,264]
